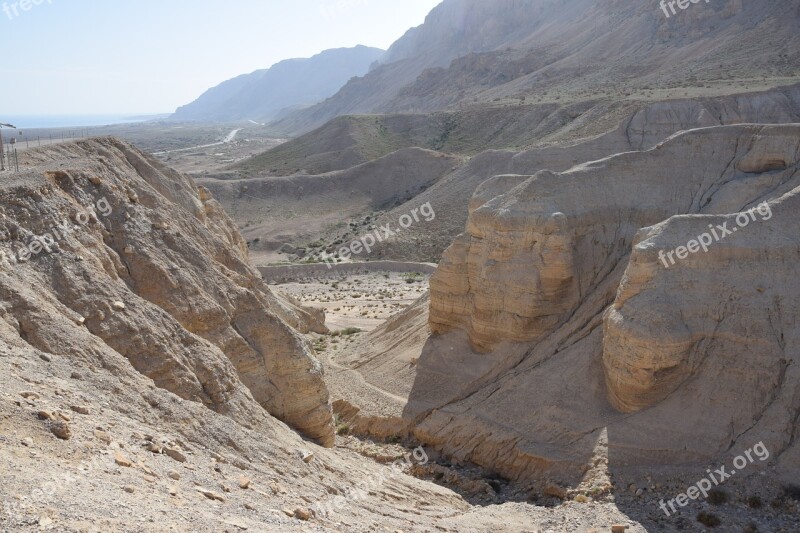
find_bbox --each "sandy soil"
[270,272,430,333]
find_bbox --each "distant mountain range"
[171,45,384,122]
[272,0,800,134]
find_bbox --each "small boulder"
[94,429,112,444]
[238,476,251,490]
[165,447,187,463]
[49,421,71,440]
[196,488,225,502]
[294,507,312,521]
[114,452,133,468]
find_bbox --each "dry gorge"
[2,0,800,532]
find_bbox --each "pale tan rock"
[164,448,187,463]
[196,488,226,502]
[415,124,800,487]
[49,421,71,440]
[294,507,312,521]
[115,452,133,467]
[94,430,112,445]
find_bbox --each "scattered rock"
[611,526,628,533]
[244,503,256,511]
[114,452,133,467]
[238,476,251,489]
[49,421,71,440]
[21,437,33,447]
[294,507,312,521]
[169,486,178,496]
[301,451,315,464]
[168,470,181,480]
[123,486,135,494]
[37,410,55,421]
[144,475,156,483]
[70,405,90,415]
[94,429,112,444]
[57,412,71,422]
[70,372,82,380]
[282,508,295,518]
[20,391,40,400]
[196,488,225,502]
[88,176,102,186]
[112,301,126,311]
[165,447,187,463]
[146,442,163,454]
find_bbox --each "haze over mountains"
[171,45,384,123]
[272,0,800,134]
[4,0,800,531]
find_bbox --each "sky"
[0,0,442,116]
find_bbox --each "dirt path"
[151,128,241,155]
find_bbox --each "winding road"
[152,128,241,156]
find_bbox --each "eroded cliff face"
[421,124,800,484]
[431,124,800,351]
[0,138,334,446]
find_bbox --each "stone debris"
[196,488,226,502]
[114,452,133,467]
[49,421,71,440]
[294,507,312,521]
[165,447,187,463]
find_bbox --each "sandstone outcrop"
[414,124,800,487]
[1,138,334,445]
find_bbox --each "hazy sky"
[0,0,442,115]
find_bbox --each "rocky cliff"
[416,124,800,488]
[0,138,335,445]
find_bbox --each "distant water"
[2,114,169,129]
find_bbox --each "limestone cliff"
[418,124,800,486]
[0,138,334,445]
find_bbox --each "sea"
[2,114,170,129]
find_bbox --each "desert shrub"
[747,496,763,509]
[784,484,800,501]
[697,512,721,527]
[707,488,729,505]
